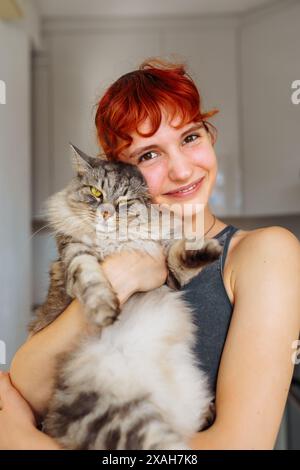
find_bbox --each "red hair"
[94,57,219,161]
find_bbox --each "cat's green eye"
[90,186,102,199]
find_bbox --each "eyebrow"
[129,123,204,159]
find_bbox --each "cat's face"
[64,145,153,237]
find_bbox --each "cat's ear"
[69,143,98,176]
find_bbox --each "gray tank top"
[180,224,240,395]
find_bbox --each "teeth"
[177,183,197,193]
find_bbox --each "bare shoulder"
[229,226,300,294]
[232,225,299,258]
[214,226,300,448]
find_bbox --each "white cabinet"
[240,2,300,216]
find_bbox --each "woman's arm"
[10,298,90,418]
[188,226,300,449]
[10,248,168,418]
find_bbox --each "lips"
[163,176,205,195]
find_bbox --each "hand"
[102,246,168,304]
[0,370,36,449]
[0,370,61,450]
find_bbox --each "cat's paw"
[88,304,121,328]
[181,238,223,268]
[83,285,121,327]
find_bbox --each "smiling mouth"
[163,176,205,195]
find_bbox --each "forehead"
[134,110,187,139]
[118,108,201,161]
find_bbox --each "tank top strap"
[213,225,240,274]
[180,223,242,398]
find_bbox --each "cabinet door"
[162,22,242,216]
[241,3,300,216]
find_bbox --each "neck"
[191,204,227,239]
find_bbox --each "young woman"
[1,58,299,450]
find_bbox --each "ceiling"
[33,0,279,17]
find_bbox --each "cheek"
[139,164,167,197]
[192,145,216,171]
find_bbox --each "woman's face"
[118,110,218,211]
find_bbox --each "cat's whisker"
[51,217,92,235]
[30,222,55,239]
[31,216,97,241]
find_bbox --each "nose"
[99,204,115,220]
[168,147,193,182]
[102,211,110,220]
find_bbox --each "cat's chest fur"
[65,232,167,262]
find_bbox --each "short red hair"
[95,57,219,161]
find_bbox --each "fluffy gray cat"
[29,145,222,450]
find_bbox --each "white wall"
[240,1,300,215]
[0,21,32,368]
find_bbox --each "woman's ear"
[203,123,213,145]
[203,122,216,146]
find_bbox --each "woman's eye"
[138,151,157,163]
[184,133,200,144]
[136,133,200,163]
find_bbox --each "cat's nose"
[99,204,115,220]
[102,211,111,220]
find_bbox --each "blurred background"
[0,0,299,449]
